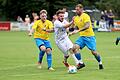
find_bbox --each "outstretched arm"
[68,22,90,36]
[28,28,35,36]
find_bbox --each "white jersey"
[54,19,68,42]
[54,19,73,55]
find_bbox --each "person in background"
[63,7,69,21]
[52,14,58,23]
[28,13,39,32]
[17,16,24,23]
[25,14,31,26]
[108,9,115,29]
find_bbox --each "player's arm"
[28,28,35,36]
[68,22,90,36]
[42,28,54,33]
[64,21,74,28]
[108,15,115,18]
[79,21,90,32]
[28,21,38,36]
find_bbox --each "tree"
[95,0,120,18]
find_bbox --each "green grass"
[0,31,120,80]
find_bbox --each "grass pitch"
[0,31,120,80]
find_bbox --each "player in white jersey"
[54,10,80,68]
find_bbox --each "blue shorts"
[75,36,96,51]
[35,38,52,49]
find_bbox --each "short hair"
[40,9,47,14]
[76,4,83,8]
[56,10,65,16]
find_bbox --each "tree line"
[0,0,119,21]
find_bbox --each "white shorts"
[55,36,73,55]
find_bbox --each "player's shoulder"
[82,13,90,17]
[46,20,52,23]
[34,20,41,23]
[54,20,60,24]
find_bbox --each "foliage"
[0,0,119,21]
[95,0,120,18]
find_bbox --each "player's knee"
[91,51,98,55]
[73,44,80,53]
[46,48,52,53]
[40,46,46,51]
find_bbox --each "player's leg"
[69,48,80,65]
[85,36,103,69]
[44,40,54,70]
[73,37,86,69]
[65,37,80,65]
[74,37,85,64]
[35,38,46,69]
[56,40,70,67]
[91,51,103,69]
[116,37,120,45]
[73,44,85,69]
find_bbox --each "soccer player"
[69,4,104,69]
[28,9,54,70]
[116,37,120,45]
[54,10,81,68]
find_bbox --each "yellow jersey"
[32,20,53,40]
[74,13,95,36]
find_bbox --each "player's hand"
[28,33,32,36]
[68,32,73,36]
[68,30,79,36]
[72,16,75,22]
[73,30,79,34]
[42,28,46,31]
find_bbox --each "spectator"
[52,14,57,23]
[25,14,30,26]
[17,16,24,23]
[28,13,39,32]
[108,9,115,28]
[63,7,69,21]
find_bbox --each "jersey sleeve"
[83,14,91,23]
[48,21,54,29]
[32,20,39,29]
[73,16,77,26]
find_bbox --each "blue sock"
[117,37,120,40]
[75,53,81,60]
[38,50,45,63]
[47,53,52,68]
[94,54,101,63]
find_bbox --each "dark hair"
[56,10,65,16]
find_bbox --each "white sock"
[71,54,80,65]
[99,61,102,65]
[79,60,83,64]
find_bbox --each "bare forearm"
[79,22,90,32]
[45,29,54,33]
[64,21,73,28]
[28,29,34,36]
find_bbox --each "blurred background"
[0,0,120,21]
[0,0,120,32]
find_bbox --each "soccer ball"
[68,65,77,74]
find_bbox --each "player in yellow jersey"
[29,10,54,70]
[69,4,104,70]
